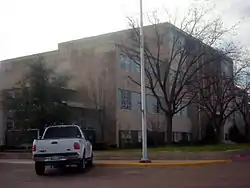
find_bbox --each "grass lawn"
[109,143,250,153]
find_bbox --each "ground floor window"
[119,130,165,148]
[172,132,191,143]
[120,130,133,144]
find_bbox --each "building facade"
[0,23,243,148]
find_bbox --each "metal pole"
[139,0,150,163]
[198,47,202,141]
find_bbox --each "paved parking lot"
[0,161,250,188]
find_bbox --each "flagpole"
[139,0,150,163]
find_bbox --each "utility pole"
[139,0,150,163]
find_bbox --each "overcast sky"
[0,0,249,60]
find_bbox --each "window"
[120,130,132,144]
[169,69,184,84]
[181,103,188,116]
[175,102,188,116]
[146,95,164,114]
[146,95,156,113]
[124,58,130,70]
[154,101,161,113]
[131,60,140,73]
[118,89,132,110]
[43,126,82,139]
[131,92,141,112]
[138,131,142,143]
[168,31,185,52]
[119,55,140,73]
[6,119,15,130]
[185,38,197,52]
[136,63,140,72]
[181,132,189,142]
[119,56,129,70]
[172,132,182,142]
[172,132,191,142]
[169,69,177,83]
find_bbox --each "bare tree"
[118,5,239,143]
[192,65,236,141]
[192,48,250,141]
[234,94,250,141]
[233,78,250,141]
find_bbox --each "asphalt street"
[0,160,250,188]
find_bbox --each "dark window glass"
[120,90,132,109]
[43,126,82,139]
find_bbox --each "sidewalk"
[0,159,231,166]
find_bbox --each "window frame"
[119,89,132,110]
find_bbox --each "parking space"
[0,161,250,188]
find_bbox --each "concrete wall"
[57,40,118,145]
[0,51,59,90]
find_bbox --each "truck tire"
[77,152,86,172]
[88,152,93,166]
[35,162,45,175]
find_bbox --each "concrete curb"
[94,160,232,167]
[0,159,232,166]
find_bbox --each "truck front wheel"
[35,162,45,175]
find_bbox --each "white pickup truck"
[32,125,93,175]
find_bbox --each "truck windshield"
[43,126,82,139]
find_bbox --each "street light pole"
[139,0,150,163]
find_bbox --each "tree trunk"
[165,115,173,144]
[98,110,105,142]
[245,122,250,142]
[214,120,222,144]
[242,116,249,142]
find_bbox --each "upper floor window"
[175,101,188,117]
[146,94,164,114]
[168,31,185,51]
[131,92,141,112]
[119,55,140,73]
[119,56,130,70]
[118,89,132,110]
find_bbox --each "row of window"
[120,131,191,144]
[119,55,186,86]
[119,55,163,75]
[118,89,162,113]
[117,89,188,116]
